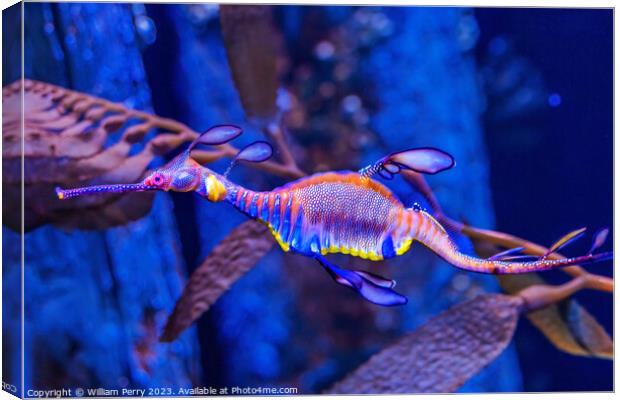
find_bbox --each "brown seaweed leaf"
[3,80,164,231]
[220,5,280,124]
[219,6,303,176]
[326,294,523,394]
[463,224,612,359]
[499,274,613,359]
[403,170,612,361]
[160,220,274,342]
[4,80,147,184]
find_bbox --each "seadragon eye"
[148,173,164,187]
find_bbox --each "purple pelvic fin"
[316,255,407,306]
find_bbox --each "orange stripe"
[235,188,245,207]
[267,192,276,223]
[395,208,406,240]
[244,191,254,211]
[396,208,404,229]
[256,193,265,216]
[288,195,301,241]
[412,211,422,239]
[403,209,412,238]
[278,192,288,234]
[402,209,411,239]
[418,214,428,241]
[279,192,289,225]
[429,221,439,246]
[283,172,402,206]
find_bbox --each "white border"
[0,1,615,400]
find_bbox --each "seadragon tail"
[408,209,613,275]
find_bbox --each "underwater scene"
[2,3,613,396]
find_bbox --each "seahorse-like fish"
[57,125,613,306]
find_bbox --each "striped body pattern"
[224,170,611,277]
[227,172,438,261]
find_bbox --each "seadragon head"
[56,125,272,203]
[145,158,199,192]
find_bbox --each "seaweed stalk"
[400,170,613,293]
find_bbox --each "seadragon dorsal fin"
[359,147,455,179]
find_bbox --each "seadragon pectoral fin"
[314,254,407,306]
[188,124,243,151]
[224,141,274,177]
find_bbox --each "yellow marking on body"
[395,238,413,256]
[319,244,384,261]
[57,192,65,200]
[264,222,290,252]
[206,175,227,202]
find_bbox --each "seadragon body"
[57,125,613,306]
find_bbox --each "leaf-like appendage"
[565,300,613,359]
[220,5,280,123]
[4,80,122,183]
[160,220,274,342]
[2,79,186,231]
[326,294,522,394]
[499,274,612,359]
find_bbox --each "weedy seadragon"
[57,125,613,306]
